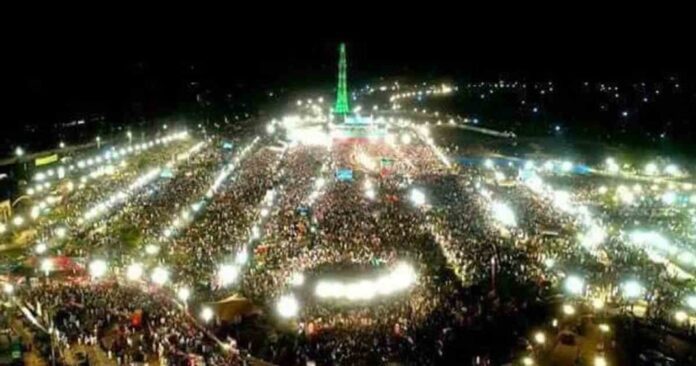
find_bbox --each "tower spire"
[334,43,350,116]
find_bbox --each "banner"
[35,154,59,167]
[335,168,353,182]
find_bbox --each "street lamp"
[15,147,24,157]
[621,280,644,299]
[410,188,426,206]
[686,295,696,311]
[200,307,214,322]
[533,332,546,345]
[276,294,299,318]
[89,259,108,279]
[594,356,607,366]
[35,243,48,254]
[177,287,191,303]
[59,141,65,149]
[151,266,169,285]
[55,226,68,239]
[674,310,688,323]
[217,264,239,287]
[564,275,585,296]
[41,258,53,276]
[126,263,144,281]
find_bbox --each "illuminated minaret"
[334,43,350,116]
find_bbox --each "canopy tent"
[206,294,259,321]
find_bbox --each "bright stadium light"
[564,275,585,295]
[644,162,658,175]
[562,304,576,316]
[289,272,305,287]
[410,189,426,206]
[662,191,677,205]
[365,188,376,200]
[533,332,546,345]
[484,159,495,169]
[580,225,606,249]
[621,280,644,299]
[594,356,607,366]
[55,226,67,238]
[276,294,299,318]
[151,267,170,285]
[552,190,572,211]
[218,264,239,287]
[89,259,108,279]
[674,310,688,323]
[686,295,696,310]
[522,356,534,366]
[491,201,517,227]
[145,244,160,255]
[177,287,191,302]
[315,263,415,301]
[617,188,635,205]
[592,298,605,310]
[200,307,214,322]
[126,263,144,281]
[664,164,680,176]
[40,258,53,275]
[606,158,620,173]
[400,133,412,145]
[35,243,48,254]
[235,250,249,265]
[561,161,573,172]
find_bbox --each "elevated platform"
[330,115,387,143]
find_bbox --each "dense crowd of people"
[18,281,238,365]
[4,126,696,365]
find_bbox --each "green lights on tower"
[334,43,350,116]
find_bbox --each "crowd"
[65,143,221,260]
[33,139,195,247]
[155,143,281,298]
[18,281,238,365]
[6,126,696,365]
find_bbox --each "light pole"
[15,147,27,173]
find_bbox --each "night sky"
[5,22,695,152]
